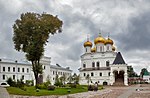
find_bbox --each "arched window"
[83,63,86,68]
[85,48,87,52]
[100,72,102,76]
[97,62,99,68]
[106,61,109,67]
[84,73,86,77]
[100,46,102,52]
[91,72,94,76]
[107,46,109,51]
[108,72,110,76]
[92,62,95,67]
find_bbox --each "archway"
[113,70,124,85]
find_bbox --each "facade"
[50,64,72,85]
[79,34,128,86]
[0,57,72,85]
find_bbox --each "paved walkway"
[117,84,141,98]
[0,87,10,98]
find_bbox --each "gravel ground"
[91,88,127,98]
[129,92,150,98]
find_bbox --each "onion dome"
[105,38,114,45]
[91,47,96,52]
[94,34,105,44]
[112,46,116,51]
[84,41,92,47]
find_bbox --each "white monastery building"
[0,57,72,85]
[79,34,128,86]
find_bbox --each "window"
[18,68,20,72]
[97,62,99,67]
[8,67,10,72]
[22,68,24,72]
[84,73,86,77]
[22,75,24,80]
[27,68,29,73]
[2,75,5,80]
[13,75,15,80]
[44,66,46,69]
[53,71,55,75]
[83,64,86,68]
[106,61,110,67]
[107,46,109,50]
[13,67,15,72]
[86,48,87,52]
[108,72,110,76]
[100,46,102,52]
[92,62,95,67]
[100,72,102,76]
[91,72,94,76]
[3,67,5,72]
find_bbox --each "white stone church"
[79,34,128,86]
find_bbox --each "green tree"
[85,74,91,86]
[59,74,67,85]
[127,66,138,77]
[13,12,63,86]
[67,75,73,84]
[72,73,79,84]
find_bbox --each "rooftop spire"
[108,32,110,38]
[99,29,102,37]
[87,34,90,41]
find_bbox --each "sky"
[0,0,150,74]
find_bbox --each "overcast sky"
[0,0,150,74]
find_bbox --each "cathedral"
[79,34,128,86]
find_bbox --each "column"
[110,72,113,85]
[124,72,128,86]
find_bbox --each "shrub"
[67,89,71,93]
[69,84,77,88]
[88,85,94,91]
[48,85,55,90]
[17,79,25,89]
[6,77,17,87]
[36,81,51,89]
[26,80,34,86]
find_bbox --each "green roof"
[144,71,150,76]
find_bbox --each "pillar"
[124,72,128,86]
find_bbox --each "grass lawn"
[7,85,103,96]
[7,85,88,96]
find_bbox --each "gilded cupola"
[94,33,105,44]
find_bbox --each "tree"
[85,74,91,86]
[13,12,63,86]
[127,66,138,77]
[67,75,73,84]
[72,73,79,84]
[59,74,67,85]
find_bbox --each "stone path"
[117,84,141,98]
[59,88,112,98]
[0,87,10,98]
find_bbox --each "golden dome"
[105,38,113,45]
[94,35,105,44]
[112,46,116,51]
[84,41,92,47]
[91,47,96,52]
